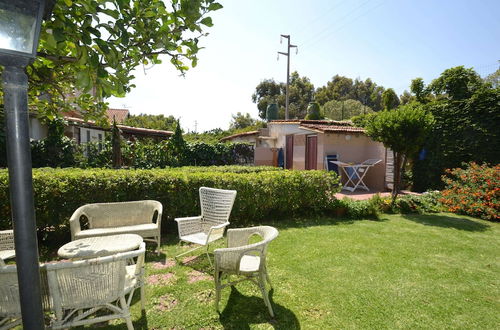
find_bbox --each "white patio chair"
[0,230,15,266]
[0,264,51,329]
[214,226,279,317]
[175,187,237,266]
[46,254,134,330]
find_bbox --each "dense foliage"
[27,138,255,169]
[252,72,315,119]
[315,75,387,111]
[412,67,500,190]
[0,168,341,238]
[323,99,374,120]
[123,114,177,131]
[439,163,499,221]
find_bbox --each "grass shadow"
[219,287,300,330]
[400,213,490,232]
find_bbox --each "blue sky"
[108,0,500,132]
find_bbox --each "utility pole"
[277,35,297,120]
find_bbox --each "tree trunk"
[392,152,403,205]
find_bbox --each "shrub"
[0,168,340,240]
[380,191,443,214]
[335,195,381,219]
[439,162,499,221]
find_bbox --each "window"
[98,133,103,151]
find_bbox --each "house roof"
[118,125,173,138]
[107,108,129,124]
[64,116,173,138]
[269,119,365,133]
[220,130,259,142]
[299,123,365,133]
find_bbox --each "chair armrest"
[175,216,203,237]
[227,227,263,248]
[214,244,265,272]
[153,202,163,229]
[69,207,85,241]
[206,222,230,244]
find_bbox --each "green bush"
[0,168,340,239]
[380,192,443,214]
[334,195,381,219]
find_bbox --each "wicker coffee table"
[58,234,143,259]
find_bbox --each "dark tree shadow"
[219,287,300,330]
[400,213,490,232]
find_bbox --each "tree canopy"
[381,88,400,110]
[4,0,222,122]
[315,76,386,111]
[364,103,434,200]
[322,99,373,120]
[252,71,314,119]
[124,113,177,131]
[229,112,256,130]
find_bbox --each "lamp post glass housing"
[0,0,44,59]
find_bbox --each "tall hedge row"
[0,168,340,237]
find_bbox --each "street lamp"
[0,0,51,328]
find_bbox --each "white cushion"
[75,223,158,239]
[181,232,223,245]
[239,255,260,272]
[124,264,138,293]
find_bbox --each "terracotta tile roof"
[300,123,365,133]
[220,130,259,142]
[117,124,173,138]
[107,108,129,124]
[269,119,364,133]
[64,116,173,137]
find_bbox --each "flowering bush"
[439,162,499,221]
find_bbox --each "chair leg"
[264,266,273,288]
[140,285,145,311]
[120,296,134,330]
[175,244,203,260]
[258,272,274,317]
[206,243,213,267]
[214,271,221,312]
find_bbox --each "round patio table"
[58,234,143,259]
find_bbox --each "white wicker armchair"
[214,226,279,317]
[175,187,237,265]
[0,230,15,266]
[46,253,137,329]
[69,200,162,254]
[0,264,51,329]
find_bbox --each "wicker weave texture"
[200,187,237,226]
[0,230,14,251]
[46,252,135,329]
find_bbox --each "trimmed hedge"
[0,168,340,237]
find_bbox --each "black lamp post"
[0,1,51,328]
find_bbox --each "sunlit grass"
[94,213,500,329]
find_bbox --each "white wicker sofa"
[69,200,162,253]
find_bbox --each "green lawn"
[106,213,499,329]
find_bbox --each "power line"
[300,0,374,49]
[277,35,298,120]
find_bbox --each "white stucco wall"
[29,117,48,140]
[80,127,105,143]
[267,123,311,148]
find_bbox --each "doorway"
[305,135,318,170]
[285,135,294,169]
